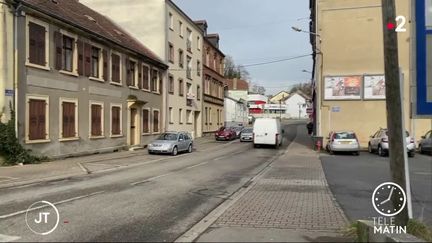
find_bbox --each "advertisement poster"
[324,76,362,100]
[364,75,386,99]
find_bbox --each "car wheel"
[188,144,192,153]
[408,151,415,158]
[353,151,360,156]
[368,143,373,153]
[148,151,153,155]
[328,149,334,155]
[254,144,259,148]
[172,146,178,156]
[419,145,424,154]
[378,146,385,157]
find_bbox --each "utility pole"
[381,0,409,226]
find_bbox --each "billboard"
[364,75,386,100]
[324,76,362,100]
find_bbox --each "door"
[178,133,187,151]
[425,131,432,151]
[371,130,380,149]
[130,108,138,145]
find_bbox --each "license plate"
[341,141,351,144]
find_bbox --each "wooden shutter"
[102,49,108,81]
[91,104,102,136]
[126,59,131,86]
[29,99,46,140]
[84,43,92,77]
[143,66,149,90]
[142,109,149,133]
[77,39,84,75]
[153,110,159,133]
[54,31,63,70]
[62,102,75,138]
[137,62,142,89]
[28,22,45,66]
[159,71,163,94]
[111,106,121,135]
[150,68,155,91]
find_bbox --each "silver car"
[368,128,416,157]
[240,127,254,142]
[325,131,360,155]
[148,132,193,156]
[419,130,432,155]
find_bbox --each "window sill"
[89,77,105,82]
[25,139,51,144]
[59,137,80,142]
[110,134,124,138]
[110,81,123,87]
[59,70,79,77]
[142,132,151,136]
[169,122,174,124]
[26,62,50,71]
[153,91,161,95]
[152,132,161,135]
[186,122,193,125]
[129,86,139,90]
[168,92,174,95]
[89,136,105,140]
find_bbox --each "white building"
[224,96,248,127]
[80,0,204,138]
[283,92,311,119]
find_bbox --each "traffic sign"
[306,108,313,114]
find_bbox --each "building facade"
[224,97,248,127]
[283,92,310,119]
[3,0,167,158]
[195,21,225,135]
[310,0,431,146]
[81,0,204,138]
[269,91,289,104]
[247,94,268,114]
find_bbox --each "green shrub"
[407,219,432,242]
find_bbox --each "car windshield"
[242,128,253,133]
[158,133,178,141]
[334,132,356,139]
[232,127,243,131]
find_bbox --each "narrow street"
[0,122,299,242]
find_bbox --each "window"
[197,85,201,100]
[169,107,173,124]
[110,104,122,136]
[169,12,174,30]
[26,96,49,142]
[168,75,174,94]
[197,36,201,50]
[179,79,184,96]
[91,47,100,78]
[186,110,192,124]
[206,50,210,66]
[62,36,74,72]
[169,43,174,63]
[127,59,137,87]
[179,21,183,37]
[209,107,212,124]
[179,49,184,68]
[90,102,104,137]
[213,54,217,70]
[186,83,192,106]
[111,53,121,84]
[205,107,208,125]
[151,69,159,92]
[60,98,78,139]
[186,28,192,52]
[142,65,150,90]
[179,108,183,124]
[219,58,224,75]
[153,110,160,133]
[27,19,49,68]
[197,60,201,76]
[186,56,192,79]
[205,75,211,94]
[142,109,150,134]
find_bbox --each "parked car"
[253,118,283,148]
[148,132,193,156]
[215,127,237,141]
[368,128,416,157]
[240,127,254,142]
[418,130,432,155]
[325,131,360,155]
[230,126,244,138]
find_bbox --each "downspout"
[13,2,22,138]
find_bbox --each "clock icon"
[372,182,406,217]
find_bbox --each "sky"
[173,0,313,95]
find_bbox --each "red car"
[215,127,237,141]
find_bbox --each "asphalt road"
[0,121,300,242]
[321,151,432,225]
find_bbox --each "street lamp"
[302,69,312,74]
[291,26,322,42]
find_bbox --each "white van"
[253,118,283,148]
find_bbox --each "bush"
[407,219,432,242]
[0,106,44,166]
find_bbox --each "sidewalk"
[194,127,352,242]
[0,136,218,189]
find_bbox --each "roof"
[225,79,249,91]
[19,0,166,68]
[282,90,311,102]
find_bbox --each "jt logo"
[34,212,50,224]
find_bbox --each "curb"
[357,220,425,242]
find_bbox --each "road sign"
[5,89,13,96]
[331,106,341,112]
[306,108,313,114]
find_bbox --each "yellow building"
[310,0,432,147]
[269,91,290,104]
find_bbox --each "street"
[321,151,432,225]
[0,122,298,242]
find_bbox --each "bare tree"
[224,56,250,80]
[290,82,313,96]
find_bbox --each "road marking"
[8,182,43,190]
[0,234,21,242]
[185,162,208,169]
[414,172,432,176]
[85,162,122,168]
[0,191,105,219]
[131,172,175,186]
[77,162,91,174]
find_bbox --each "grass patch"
[407,219,432,242]
[343,221,359,242]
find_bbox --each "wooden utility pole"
[381,0,409,226]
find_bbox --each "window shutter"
[159,71,163,94]
[102,49,108,81]
[28,23,38,64]
[62,102,75,138]
[143,110,149,133]
[84,43,92,77]
[112,107,120,135]
[137,62,142,89]
[36,25,46,66]
[126,59,131,86]
[54,31,63,70]
[143,66,149,90]
[29,99,46,140]
[150,68,155,91]
[28,22,46,66]
[77,39,84,75]
[153,110,159,133]
[91,105,102,136]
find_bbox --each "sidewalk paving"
[0,136,219,189]
[195,127,352,242]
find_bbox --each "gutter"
[13,1,22,138]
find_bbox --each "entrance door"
[130,108,138,145]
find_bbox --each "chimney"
[207,34,220,49]
[194,20,208,35]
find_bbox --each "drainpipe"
[13,2,22,137]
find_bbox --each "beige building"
[81,0,204,138]
[269,91,290,104]
[311,0,431,147]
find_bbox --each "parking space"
[320,151,432,226]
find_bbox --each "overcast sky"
[173,0,313,95]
